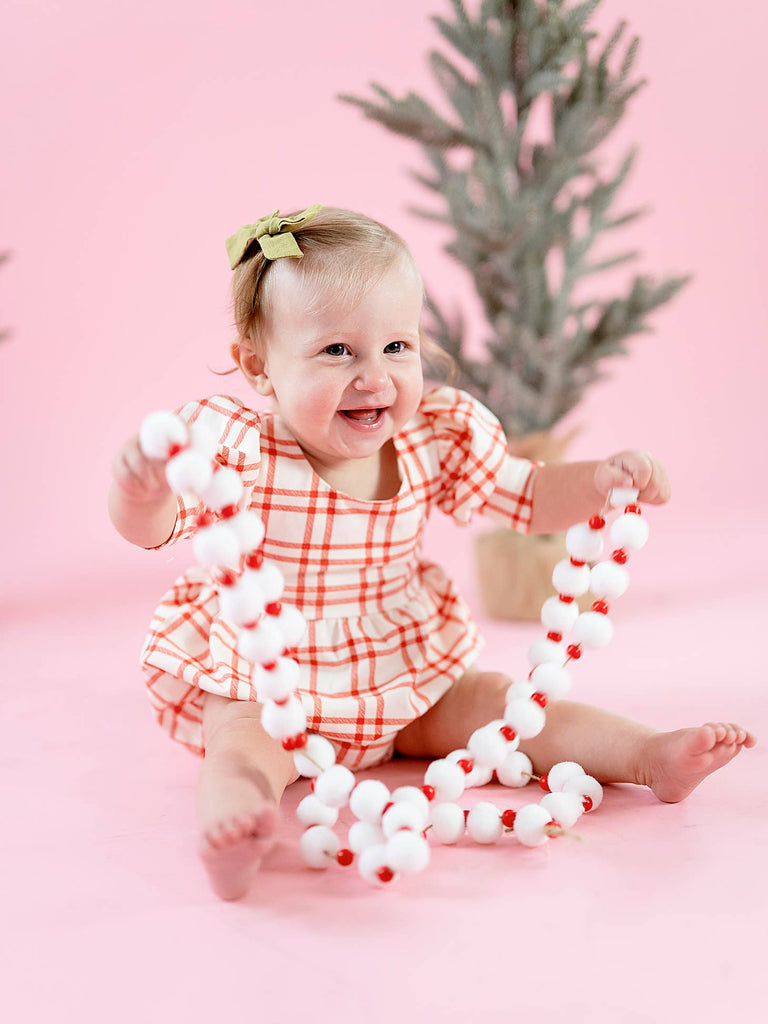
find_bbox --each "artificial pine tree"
[340,0,688,442]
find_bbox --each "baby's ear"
[231,338,274,397]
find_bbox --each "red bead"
[591,600,610,615]
[539,773,550,792]
[214,568,238,587]
[220,504,238,519]
[612,548,628,565]
[293,732,308,749]
[457,759,474,774]
[531,692,547,708]
[570,557,586,567]
[421,785,436,801]
[566,643,582,660]
[265,601,282,616]
[589,515,606,530]
[168,443,185,458]
[546,631,563,643]
[624,504,641,515]
[501,809,517,828]
[582,796,594,812]
[499,726,517,742]
[558,594,575,604]
[310,778,316,792]
[382,802,394,815]
[262,661,277,672]
[337,848,354,866]
[281,737,295,751]
[196,511,215,529]
[549,819,562,831]
[377,867,395,883]
[245,551,264,569]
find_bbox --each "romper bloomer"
[140,386,537,769]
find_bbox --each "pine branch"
[339,0,690,438]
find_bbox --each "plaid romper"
[140,386,536,768]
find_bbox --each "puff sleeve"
[151,395,262,549]
[419,387,538,533]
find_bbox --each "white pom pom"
[609,487,639,508]
[293,734,336,778]
[139,410,187,461]
[348,820,385,854]
[563,773,603,810]
[276,604,307,646]
[496,750,533,788]
[446,749,496,787]
[193,521,241,568]
[385,831,431,874]
[590,560,630,600]
[541,596,580,634]
[245,564,285,604]
[187,421,219,460]
[428,802,466,845]
[552,558,591,597]
[529,662,571,702]
[381,801,427,837]
[610,512,649,551]
[313,764,356,809]
[297,794,339,828]
[541,791,584,828]
[238,617,284,663]
[300,825,340,868]
[251,657,300,702]
[424,759,466,801]
[513,803,553,847]
[349,779,391,823]
[259,694,306,741]
[572,611,614,649]
[166,449,213,495]
[546,761,585,793]
[467,724,509,769]
[218,574,266,627]
[503,698,546,739]
[566,522,604,563]
[229,509,265,554]
[358,845,398,887]
[392,786,431,821]
[200,466,243,512]
[528,637,566,667]
[504,680,535,705]
[466,802,504,844]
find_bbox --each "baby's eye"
[384,341,408,354]
[324,343,350,357]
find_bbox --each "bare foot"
[640,722,756,803]
[197,759,280,901]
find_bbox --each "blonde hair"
[228,206,453,380]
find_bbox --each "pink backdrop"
[2,0,767,596]
[3,4,767,1021]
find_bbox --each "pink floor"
[4,508,765,1023]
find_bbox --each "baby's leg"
[197,693,298,900]
[395,670,755,802]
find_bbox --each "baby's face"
[256,255,425,473]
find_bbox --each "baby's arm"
[529,451,671,534]
[108,435,178,548]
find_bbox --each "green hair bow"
[225,204,322,269]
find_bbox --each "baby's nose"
[353,360,390,392]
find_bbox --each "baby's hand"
[112,435,171,503]
[594,451,671,505]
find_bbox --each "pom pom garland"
[140,408,652,887]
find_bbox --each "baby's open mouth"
[341,408,384,423]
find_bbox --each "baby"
[109,205,755,900]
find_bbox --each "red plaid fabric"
[141,387,537,769]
